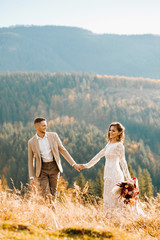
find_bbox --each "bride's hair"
[107,122,125,142]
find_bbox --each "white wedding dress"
[84,141,131,211]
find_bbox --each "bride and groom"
[28,117,133,211]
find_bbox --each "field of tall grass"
[0,177,160,240]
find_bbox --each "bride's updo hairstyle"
[107,122,125,143]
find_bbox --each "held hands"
[73,164,86,172]
[79,164,85,170]
[73,164,81,172]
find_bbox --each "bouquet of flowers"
[112,177,139,206]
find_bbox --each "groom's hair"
[34,117,46,124]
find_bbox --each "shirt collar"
[36,133,47,140]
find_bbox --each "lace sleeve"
[117,143,131,181]
[83,145,107,168]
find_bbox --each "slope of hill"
[1,183,159,240]
[0,72,160,189]
[0,72,160,134]
[0,72,160,146]
[0,25,160,78]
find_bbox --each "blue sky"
[0,0,160,35]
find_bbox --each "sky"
[0,0,160,35]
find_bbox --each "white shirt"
[36,133,53,162]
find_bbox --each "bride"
[80,122,132,212]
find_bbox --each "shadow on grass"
[59,227,113,239]
[1,224,114,239]
[1,223,30,232]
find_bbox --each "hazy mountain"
[0,25,160,78]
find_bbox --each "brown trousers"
[38,161,60,203]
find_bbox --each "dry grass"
[0,180,160,239]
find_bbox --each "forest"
[0,72,160,198]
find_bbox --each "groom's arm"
[28,141,35,178]
[55,133,81,172]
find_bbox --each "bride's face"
[109,126,120,140]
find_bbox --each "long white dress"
[84,141,131,211]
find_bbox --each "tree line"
[0,72,160,155]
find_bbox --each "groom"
[28,117,81,207]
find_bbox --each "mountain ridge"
[0,25,160,78]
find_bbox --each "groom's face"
[35,120,47,133]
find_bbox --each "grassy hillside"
[0,180,160,240]
[0,26,160,78]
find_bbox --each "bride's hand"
[128,178,135,185]
[79,164,86,170]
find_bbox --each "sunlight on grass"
[0,179,160,239]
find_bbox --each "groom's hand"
[74,164,81,172]
[30,179,35,187]
[79,164,85,170]
[29,179,36,191]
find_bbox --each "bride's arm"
[117,143,131,181]
[82,146,106,169]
